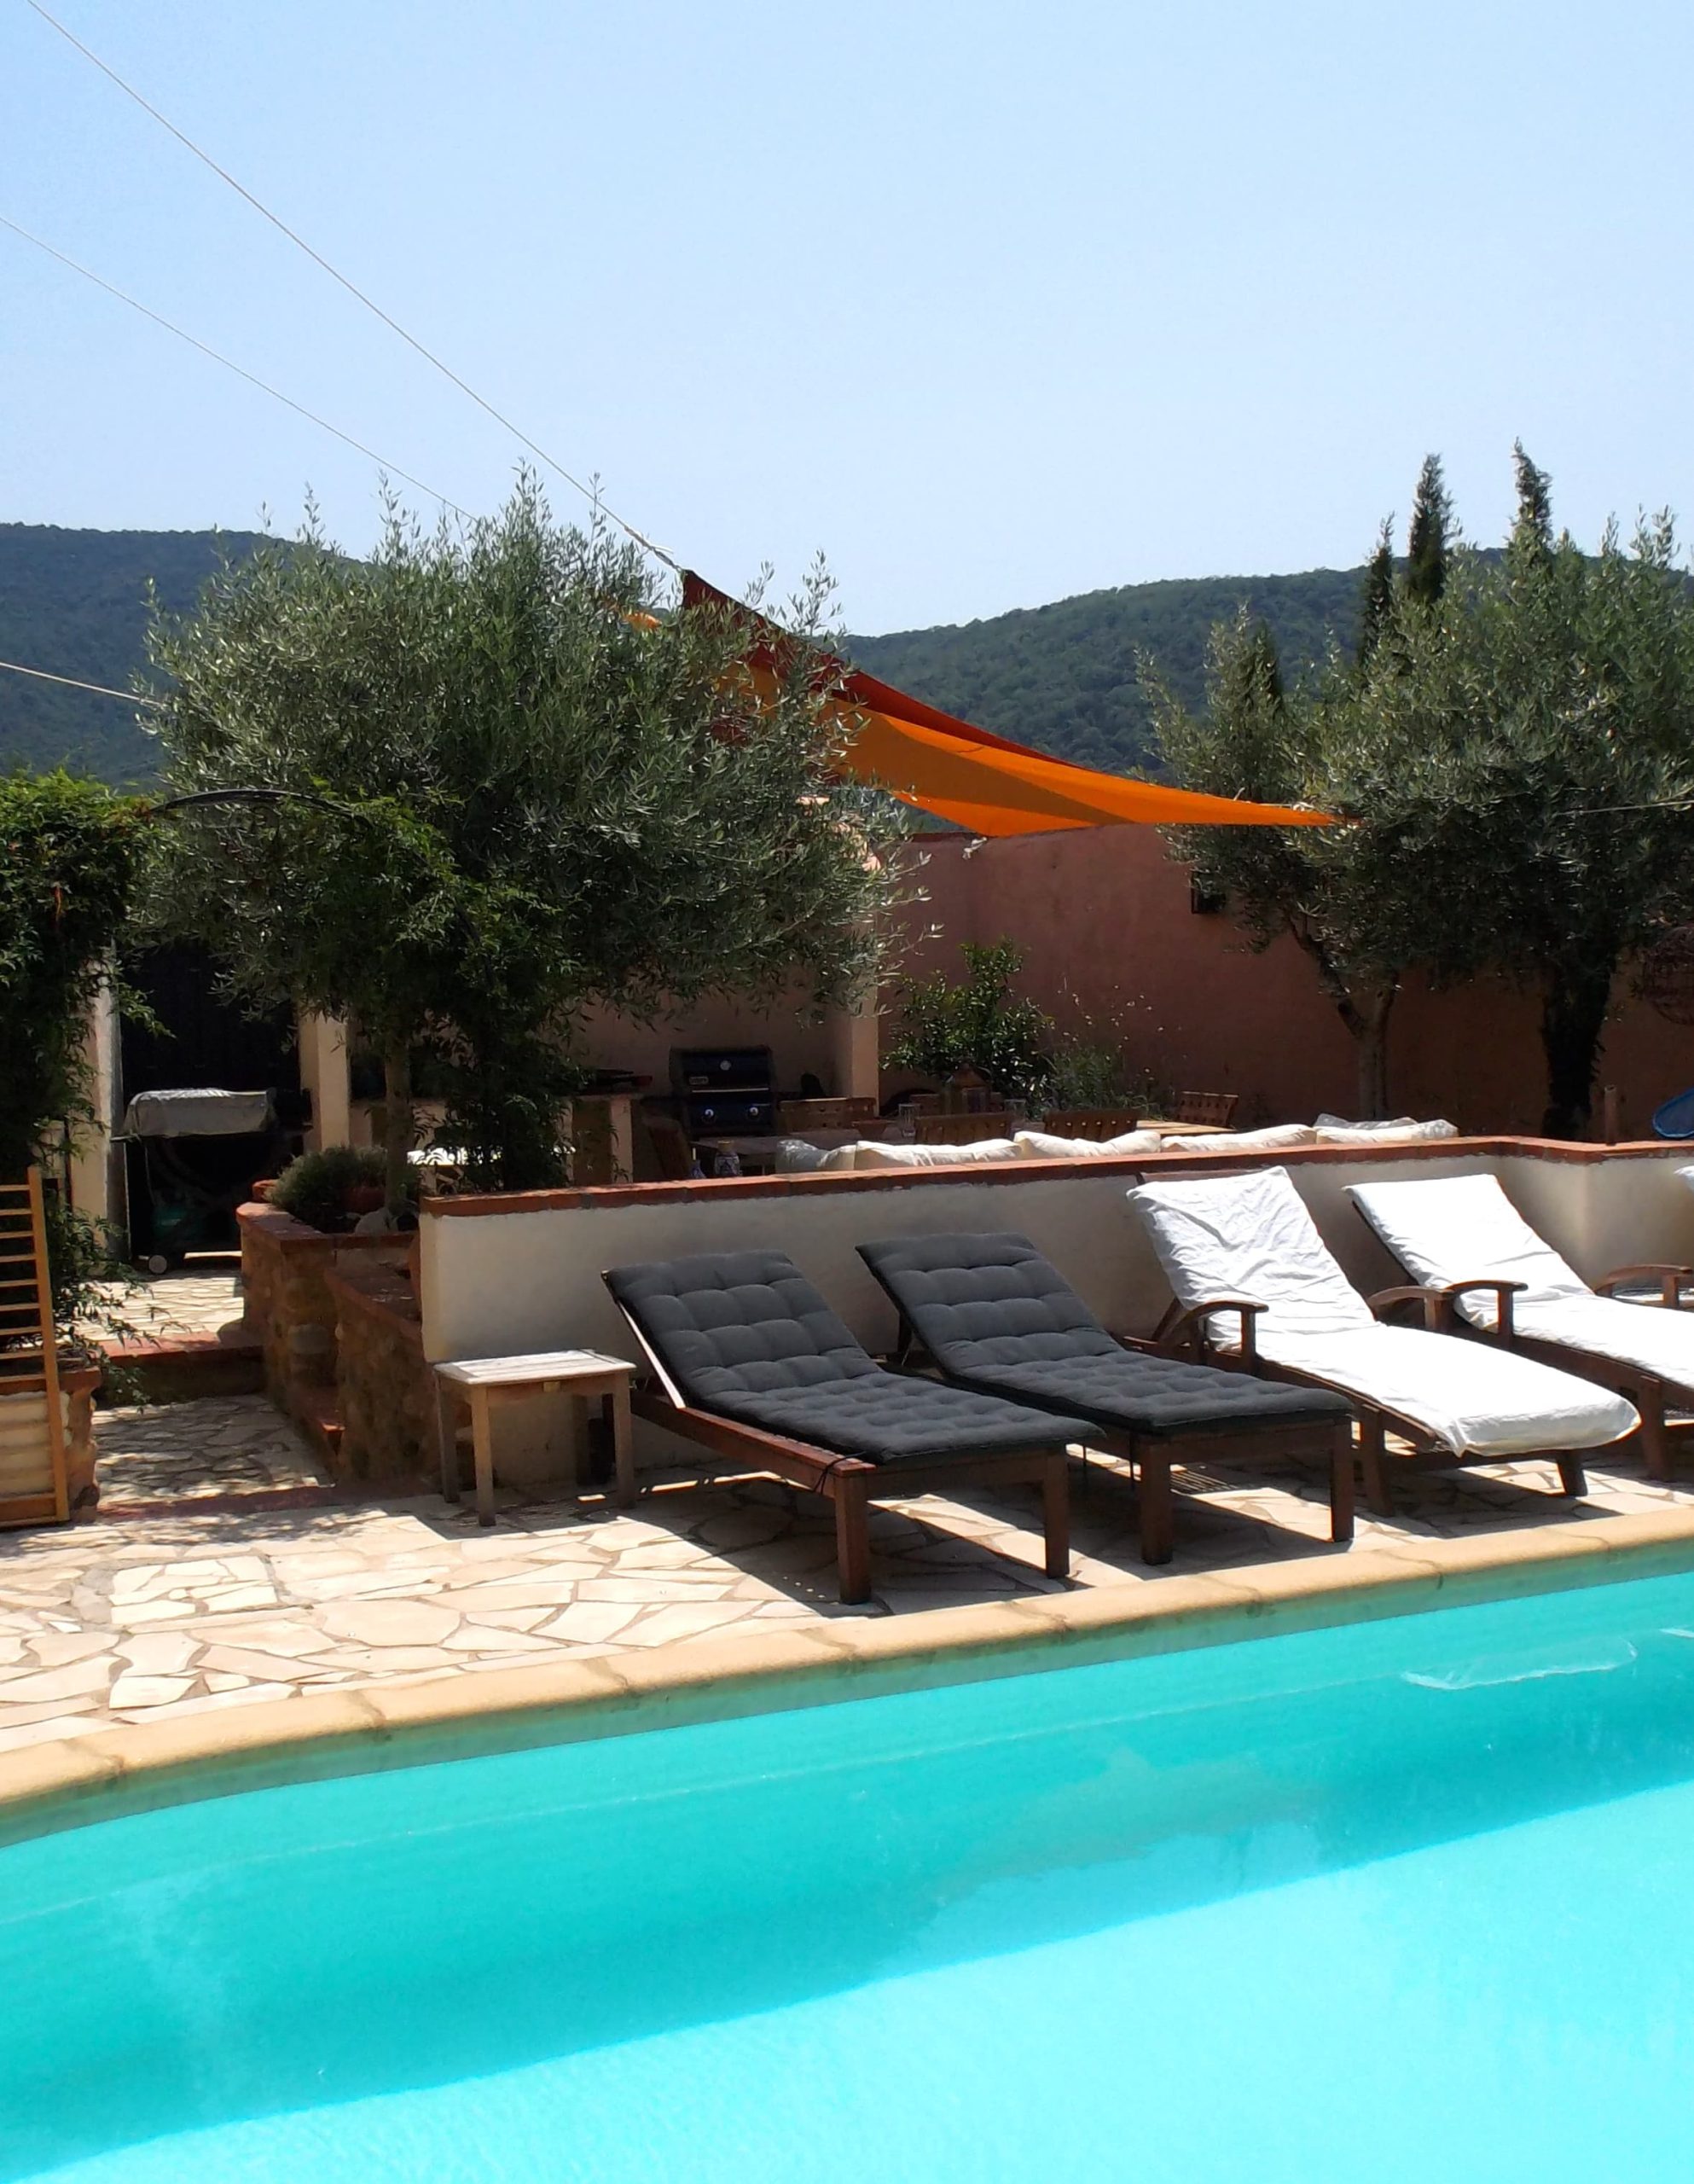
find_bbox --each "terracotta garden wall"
[901,828,1694,1135]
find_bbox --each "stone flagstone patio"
[3,1391,1693,1756]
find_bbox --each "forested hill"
[0,521,1366,783]
[0,524,266,783]
[849,565,1367,775]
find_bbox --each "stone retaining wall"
[238,1205,411,1429]
[326,1263,433,1484]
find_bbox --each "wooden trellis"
[0,1168,69,1528]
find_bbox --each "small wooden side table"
[434,1350,636,1527]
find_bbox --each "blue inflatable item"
[1652,1088,1694,1139]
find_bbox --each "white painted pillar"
[297,1012,352,1150]
[67,979,123,1230]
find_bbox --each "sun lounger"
[604,1248,1086,1602]
[1128,1166,1637,1515]
[857,1231,1355,1561]
[1349,1170,1694,1479]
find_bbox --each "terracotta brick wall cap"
[419,1132,1686,1218]
[239,1204,414,1252]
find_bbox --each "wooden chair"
[777,1096,879,1133]
[1174,1091,1239,1128]
[909,1111,1017,1145]
[1036,1108,1143,1141]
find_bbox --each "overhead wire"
[0,655,160,705]
[22,0,680,572]
[0,212,470,518]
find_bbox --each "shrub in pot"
[268,1147,396,1234]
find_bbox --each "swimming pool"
[8,1565,1694,2182]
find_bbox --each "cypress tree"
[1511,439,1555,560]
[1406,454,1453,607]
[1358,518,1395,665]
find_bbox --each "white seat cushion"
[1161,1124,1318,1155]
[1314,1117,1459,1145]
[851,1138,1020,1168]
[1509,1293,1694,1391]
[1129,1165,1636,1457]
[1013,1129,1164,1160]
[1263,1323,1636,1457]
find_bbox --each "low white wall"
[420,1140,1694,1372]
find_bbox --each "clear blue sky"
[3,0,1691,633]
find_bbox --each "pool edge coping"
[8,1504,1694,1845]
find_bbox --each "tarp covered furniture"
[604,1248,1086,1602]
[1128,1166,1636,1516]
[1350,1172,1693,1479]
[857,1231,1355,1562]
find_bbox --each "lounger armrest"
[1151,1296,1262,1365]
[1597,1263,1694,1308]
[1369,1278,1523,1336]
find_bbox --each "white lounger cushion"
[1128,1165,1636,1457]
[1314,1116,1459,1145]
[1256,1323,1634,1457]
[1349,1175,1589,1313]
[850,1137,1021,1168]
[1352,1171,1694,1392]
[1164,1124,1318,1154]
[1131,1165,1374,1348]
[1013,1129,1164,1159]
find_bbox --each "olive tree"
[1154,449,1694,1134]
[146,478,895,1199]
[1362,452,1694,1134]
[1151,616,1415,1117]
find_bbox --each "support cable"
[22,0,679,570]
[0,212,469,518]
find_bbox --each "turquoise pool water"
[9,1569,1694,2181]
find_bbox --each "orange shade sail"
[681,573,1331,834]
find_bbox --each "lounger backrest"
[1348,1175,1589,1308]
[606,1249,878,1407]
[1128,1165,1374,1346]
[857,1232,1120,1373]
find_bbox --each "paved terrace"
[4,1388,1694,1757]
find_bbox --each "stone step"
[293,1384,346,1466]
[100,1324,264,1407]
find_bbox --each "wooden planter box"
[0,1359,100,1525]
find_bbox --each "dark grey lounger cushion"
[857,1233,1349,1439]
[606,1248,1091,1465]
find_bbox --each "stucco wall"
[897,828,1694,1135]
[418,1141,1694,1372]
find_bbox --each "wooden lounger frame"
[0,1168,70,1531]
[1349,1218,1694,1484]
[605,1276,1070,1606]
[888,1310,1355,1564]
[1152,1291,1599,1518]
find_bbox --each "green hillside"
[0,524,266,783]
[849,565,1367,775]
[0,521,1368,784]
